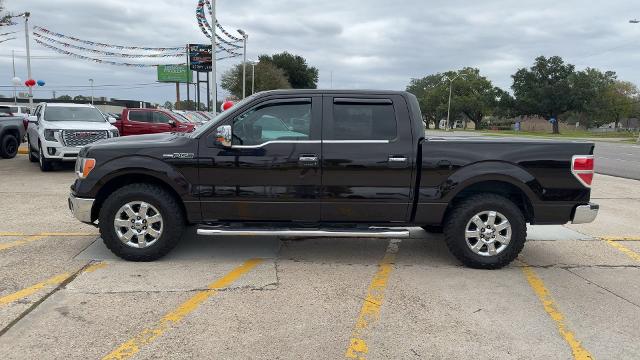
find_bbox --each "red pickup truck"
[114,108,195,136]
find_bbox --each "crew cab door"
[197,95,322,222]
[321,95,415,222]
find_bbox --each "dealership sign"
[188,44,212,72]
[157,65,193,83]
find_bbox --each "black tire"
[421,225,443,233]
[38,144,52,171]
[443,194,526,269]
[0,134,19,159]
[27,136,38,162]
[99,183,185,261]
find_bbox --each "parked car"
[26,103,120,171]
[68,90,598,269]
[173,110,206,126]
[0,114,27,158]
[0,105,30,120]
[114,108,195,136]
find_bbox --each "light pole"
[22,12,33,107]
[442,72,468,131]
[251,60,257,95]
[210,0,217,114]
[89,79,94,105]
[237,29,248,99]
[630,20,640,142]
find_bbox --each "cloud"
[1,0,639,103]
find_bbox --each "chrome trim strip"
[571,203,599,224]
[232,140,321,149]
[231,139,389,149]
[323,140,390,144]
[197,227,410,238]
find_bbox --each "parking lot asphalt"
[1,154,640,359]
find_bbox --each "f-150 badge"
[163,153,194,159]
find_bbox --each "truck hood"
[97,132,184,146]
[42,120,116,131]
[79,132,193,159]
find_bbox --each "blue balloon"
[37,80,45,86]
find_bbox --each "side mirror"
[107,116,117,124]
[169,120,176,127]
[215,125,232,148]
[28,115,38,124]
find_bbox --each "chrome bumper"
[68,193,95,223]
[572,203,599,224]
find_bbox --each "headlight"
[44,129,60,142]
[110,129,120,138]
[75,157,96,179]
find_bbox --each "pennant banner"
[33,32,184,58]
[33,26,184,51]
[34,38,239,67]
[202,0,244,42]
[195,0,243,50]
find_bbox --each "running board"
[196,226,410,238]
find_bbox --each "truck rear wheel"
[443,194,526,269]
[0,134,18,159]
[99,183,185,261]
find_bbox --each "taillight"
[572,155,594,187]
[22,117,28,130]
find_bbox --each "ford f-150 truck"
[114,108,195,136]
[68,90,598,269]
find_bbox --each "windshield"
[44,106,106,122]
[189,94,258,137]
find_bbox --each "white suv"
[26,103,119,171]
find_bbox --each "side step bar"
[196,226,410,238]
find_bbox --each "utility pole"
[12,50,17,105]
[251,61,256,95]
[442,72,468,131]
[23,12,33,107]
[629,20,640,142]
[237,29,248,99]
[89,78,94,104]
[210,0,217,114]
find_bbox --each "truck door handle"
[388,155,408,168]
[299,154,319,167]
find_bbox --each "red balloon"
[221,100,234,111]
[24,80,30,87]
[25,79,36,87]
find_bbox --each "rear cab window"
[326,98,398,141]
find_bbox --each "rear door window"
[328,100,397,140]
[129,110,151,123]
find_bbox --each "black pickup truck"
[68,90,598,269]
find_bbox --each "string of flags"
[195,0,244,52]
[33,32,185,58]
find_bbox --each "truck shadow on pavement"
[76,227,459,267]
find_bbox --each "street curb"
[17,148,28,155]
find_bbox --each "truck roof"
[40,102,96,108]
[256,89,412,96]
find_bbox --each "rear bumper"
[571,203,599,224]
[68,193,95,224]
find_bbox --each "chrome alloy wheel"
[113,201,163,248]
[464,210,511,257]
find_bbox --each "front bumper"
[41,140,82,161]
[571,203,599,224]
[68,193,95,223]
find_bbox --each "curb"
[17,148,28,155]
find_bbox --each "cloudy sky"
[2,0,640,104]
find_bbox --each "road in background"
[426,130,640,180]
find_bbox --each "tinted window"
[44,106,106,122]
[153,112,173,124]
[0,107,12,116]
[129,111,151,123]
[330,102,397,140]
[232,101,311,146]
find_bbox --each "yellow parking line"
[345,239,401,360]
[0,235,48,251]
[604,239,640,262]
[521,263,594,360]
[0,262,107,306]
[102,258,264,360]
[0,232,96,237]
[602,237,640,242]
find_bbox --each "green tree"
[407,68,507,129]
[163,101,173,110]
[511,56,576,134]
[174,100,205,111]
[604,80,638,129]
[221,60,291,99]
[260,52,319,89]
[57,95,72,101]
[73,95,89,101]
[570,68,617,128]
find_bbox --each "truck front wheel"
[99,183,185,261]
[443,194,526,269]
